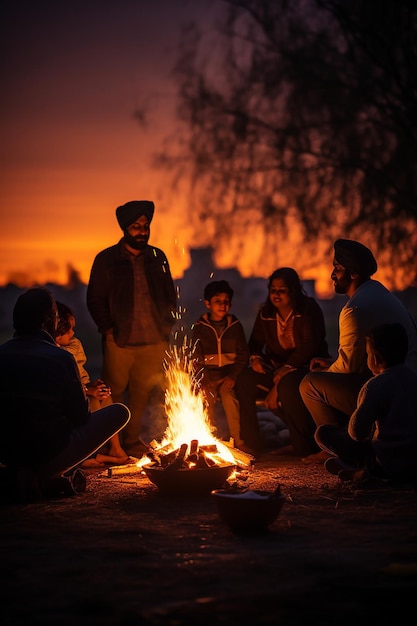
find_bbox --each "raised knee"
[299,372,312,397]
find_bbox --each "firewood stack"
[145,439,223,471]
[144,438,254,471]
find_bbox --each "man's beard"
[333,272,351,294]
[124,231,149,250]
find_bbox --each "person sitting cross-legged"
[316,323,417,484]
[299,238,417,465]
[0,287,130,501]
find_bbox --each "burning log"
[142,439,236,473]
[188,439,199,464]
[199,444,219,453]
[196,451,216,468]
[222,440,256,468]
[159,448,181,468]
[164,443,188,471]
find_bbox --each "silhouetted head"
[367,323,408,367]
[333,239,377,278]
[13,287,57,336]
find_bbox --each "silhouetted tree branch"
[155,0,417,287]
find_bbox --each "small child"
[55,301,131,465]
[316,322,417,483]
[191,280,251,452]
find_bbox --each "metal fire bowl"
[211,489,286,533]
[144,464,236,495]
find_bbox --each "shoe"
[69,468,87,494]
[301,450,332,464]
[42,468,87,498]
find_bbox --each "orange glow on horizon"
[0,182,399,302]
[1,3,414,303]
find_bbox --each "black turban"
[116,200,154,230]
[334,239,377,277]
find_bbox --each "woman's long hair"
[263,267,307,315]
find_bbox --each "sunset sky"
[1,0,220,287]
[2,1,398,300]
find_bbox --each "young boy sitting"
[191,280,252,453]
[315,322,417,483]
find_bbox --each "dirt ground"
[1,452,416,626]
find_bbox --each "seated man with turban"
[297,238,417,464]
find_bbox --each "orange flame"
[138,342,250,468]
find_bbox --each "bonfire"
[137,343,254,472]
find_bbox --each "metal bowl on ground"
[144,464,235,495]
[211,488,286,533]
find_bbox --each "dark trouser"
[234,368,264,454]
[314,424,371,468]
[39,403,131,478]
[299,371,370,428]
[235,367,318,456]
[277,367,319,457]
[315,425,415,482]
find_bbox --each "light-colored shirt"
[62,336,90,385]
[328,280,417,374]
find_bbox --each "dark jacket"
[87,240,177,346]
[0,330,89,468]
[249,295,329,368]
[191,313,249,383]
[349,364,417,478]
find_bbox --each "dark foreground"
[1,455,416,625]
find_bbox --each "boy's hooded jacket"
[191,313,249,383]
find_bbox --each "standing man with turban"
[87,200,177,458]
[299,238,417,463]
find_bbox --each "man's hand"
[309,357,332,372]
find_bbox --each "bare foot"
[95,453,130,465]
[81,458,105,468]
[269,444,295,456]
[107,447,128,458]
[301,450,331,464]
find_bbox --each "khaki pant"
[102,337,167,454]
[204,383,243,447]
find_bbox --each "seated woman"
[235,267,329,457]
